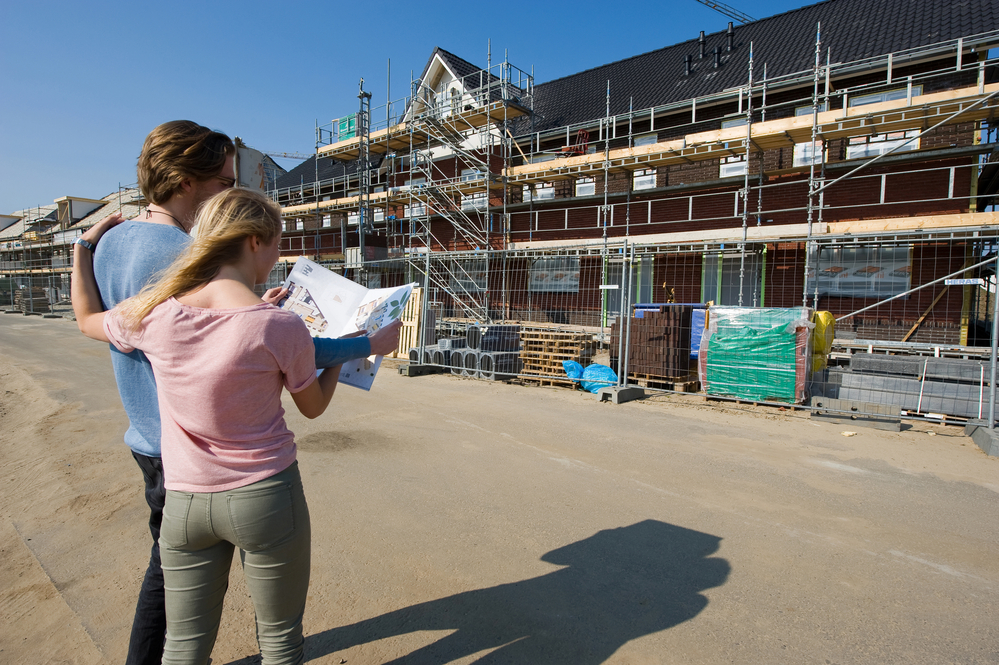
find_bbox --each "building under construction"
[264,0,999,429]
[4,0,999,433]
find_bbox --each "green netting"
[705,324,798,402]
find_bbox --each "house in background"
[271,0,999,345]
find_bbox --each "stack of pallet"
[15,287,49,314]
[520,328,597,387]
[610,306,697,389]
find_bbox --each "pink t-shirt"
[104,298,317,492]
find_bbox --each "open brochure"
[279,257,415,390]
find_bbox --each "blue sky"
[0,0,811,214]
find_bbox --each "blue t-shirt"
[94,221,190,457]
[93,219,371,457]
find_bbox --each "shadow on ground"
[290,519,730,664]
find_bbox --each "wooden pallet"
[519,375,578,389]
[627,373,700,392]
[390,287,432,358]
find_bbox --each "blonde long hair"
[117,188,282,329]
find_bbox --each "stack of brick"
[610,306,694,380]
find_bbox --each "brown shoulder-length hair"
[137,120,235,205]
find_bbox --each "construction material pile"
[814,353,992,420]
[15,287,50,314]
[699,307,813,404]
[520,328,596,387]
[610,305,697,387]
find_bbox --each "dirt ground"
[1,313,998,664]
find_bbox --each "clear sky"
[0,0,811,215]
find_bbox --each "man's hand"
[367,319,403,356]
[82,212,124,246]
[261,287,288,306]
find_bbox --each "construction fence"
[260,231,999,428]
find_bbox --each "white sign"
[945,278,984,286]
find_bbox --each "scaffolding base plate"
[965,421,999,457]
[597,386,645,404]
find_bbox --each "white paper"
[279,257,415,390]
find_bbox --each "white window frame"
[719,155,747,178]
[534,183,555,200]
[461,191,488,211]
[295,220,305,231]
[321,214,332,228]
[795,102,829,116]
[575,177,595,197]
[849,85,923,108]
[460,168,485,182]
[634,132,658,147]
[846,129,920,160]
[633,168,656,191]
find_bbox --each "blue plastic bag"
[563,360,618,394]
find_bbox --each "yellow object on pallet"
[811,311,835,373]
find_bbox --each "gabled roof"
[526,0,998,132]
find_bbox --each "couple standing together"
[72,120,402,665]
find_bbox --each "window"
[793,140,824,167]
[633,169,656,191]
[374,209,385,223]
[322,215,332,228]
[461,168,485,182]
[634,132,658,147]
[404,202,427,218]
[795,102,828,116]
[405,177,427,188]
[461,191,488,211]
[347,212,359,226]
[295,220,304,231]
[576,177,595,197]
[719,155,747,178]
[721,117,748,129]
[849,85,922,108]
[846,129,919,159]
[531,153,556,164]
[527,183,555,201]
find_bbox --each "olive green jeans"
[159,462,311,665]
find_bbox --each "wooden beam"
[902,286,949,342]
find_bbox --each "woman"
[73,189,377,665]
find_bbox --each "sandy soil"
[2,313,998,664]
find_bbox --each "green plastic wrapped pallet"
[705,324,798,402]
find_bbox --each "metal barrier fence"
[271,234,999,427]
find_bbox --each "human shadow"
[302,519,729,664]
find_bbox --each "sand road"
[1,313,997,664]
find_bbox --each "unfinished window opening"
[793,140,825,167]
[702,250,763,307]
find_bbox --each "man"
[89,120,399,664]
